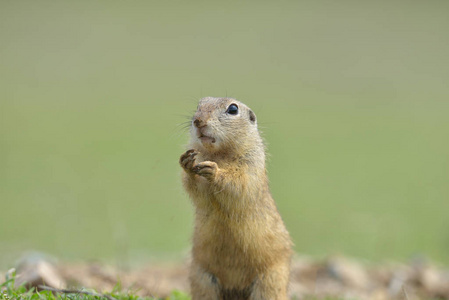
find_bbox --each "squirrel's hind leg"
[189,264,220,300]
[249,263,290,300]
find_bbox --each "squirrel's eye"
[226,104,239,115]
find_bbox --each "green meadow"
[1,1,448,268]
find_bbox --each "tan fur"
[180,97,293,300]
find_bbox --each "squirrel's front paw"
[180,149,198,174]
[193,161,218,180]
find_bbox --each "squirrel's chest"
[193,213,266,261]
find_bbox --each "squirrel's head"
[189,97,260,154]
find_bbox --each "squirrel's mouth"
[197,128,216,143]
[198,134,216,144]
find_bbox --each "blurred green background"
[1,1,448,268]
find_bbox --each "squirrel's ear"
[248,110,256,123]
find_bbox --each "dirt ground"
[5,256,449,300]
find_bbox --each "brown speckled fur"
[180,97,293,300]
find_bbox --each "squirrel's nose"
[194,118,206,128]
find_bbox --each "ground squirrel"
[180,97,293,300]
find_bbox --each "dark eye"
[226,104,239,115]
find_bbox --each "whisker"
[173,113,194,120]
[174,122,192,132]
[185,95,200,103]
[168,123,191,142]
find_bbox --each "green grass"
[1,271,342,300]
[1,0,449,267]
[1,271,191,300]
